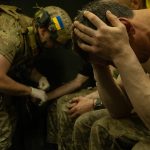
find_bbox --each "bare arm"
[73,11,150,128]
[30,68,44,82]
[0,54,31,95]
[113,48,150,129]
[93,64,132,118]
[47,73,88,100]
[84,90,99,99]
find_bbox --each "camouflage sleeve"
[0,31,16,63]
[0,13,22,64]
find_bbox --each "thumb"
[106,10,121,27]
[70,97,79,103]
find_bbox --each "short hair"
[72,0,134,61]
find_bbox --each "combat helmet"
[34,6,72,44]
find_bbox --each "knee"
[57,97,64,109]
[74,116,85,131]
[57,97,69,113]
[91,116,110,134]
[74,112,91,132]
[91,120,103,135]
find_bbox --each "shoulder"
[0,15,23,63]
[18,14,33,28]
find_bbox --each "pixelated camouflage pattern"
[0,5,32,64]
[0,5,33,149]
[0,95,17,150]
[0,12,22,63]
[57,88,96,150]
[72,109,150,150]
[73,109,108,150]
[89,112,150,150]
[39,6,72,44]
[47,101,58,144]
[47,88,96,148]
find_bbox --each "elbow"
[73,78,84,89]
[77,82,83,88]
[73,74,88,90]
[75,81,84,89]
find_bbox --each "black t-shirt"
[35,40,83,90]
[78,62,95,89]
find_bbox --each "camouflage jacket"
[0,5,37,84]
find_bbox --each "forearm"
[113,47,150,129]
[85,90,99,99]
[47,81,80,100]
[93,64,132,118]
[0,74,31,96]
[30,68,43,82]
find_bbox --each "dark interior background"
[0,0,92,150]
[0,0,90,18]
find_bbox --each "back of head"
[72,0,134,60]
[34,6,72,44]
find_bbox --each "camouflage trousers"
[46,88,96,149]
[0,95,16,150]
[47,101,58,144]
[73,109,150,150]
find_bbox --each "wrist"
[27,86,32,96]
[30,87,34,96]
[112,46,133,65]
[93,98,104,110]
[93,98,97,109]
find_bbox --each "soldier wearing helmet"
[0,4,72,150]
[34,6,72,47]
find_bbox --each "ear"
[130,0,142,9]
[119,17,135,36]
[38,27,47,36]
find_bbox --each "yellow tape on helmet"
[52,16,64,31]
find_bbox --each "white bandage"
[38,76,50,91]
[30,87,48,103]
